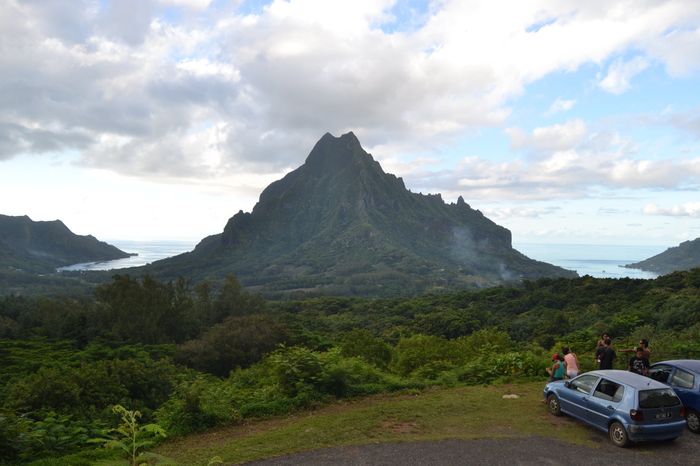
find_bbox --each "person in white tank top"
[562,346,579,378]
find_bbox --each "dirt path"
[244,433,699,465]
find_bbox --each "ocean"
[58,240,667,279]
[513,243,665,279]
[56,240,198,272]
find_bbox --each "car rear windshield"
[639,389,681,409]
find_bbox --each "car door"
[649,364,673,384]
[588,378,625,430]
[558,374,599,421]
[667,367,698,410]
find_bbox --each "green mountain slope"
[626,238,700,275]
[0,214,132,273]
[149,132,576,296]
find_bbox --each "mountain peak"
[151,132,576,296]
[304,131,369,173]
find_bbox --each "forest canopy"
[1,270,700,464]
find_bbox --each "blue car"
[544,370,686,447]
[649,360,700,434]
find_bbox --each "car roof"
[655,359,700,374]
[585,370,670,389]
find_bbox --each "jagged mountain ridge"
[150,132,576,296]
[626,238,700,275]
[0,214,132,273]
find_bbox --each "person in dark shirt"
[628,347,650,376]
[599,337,616,370]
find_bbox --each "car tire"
[687,410,700,434]
[609,421,629,447]
[547,393,562,416]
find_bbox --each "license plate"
[655,411,671,420]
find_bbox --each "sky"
[1,0,699,245]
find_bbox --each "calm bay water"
[59,240,666,279]
[57,240,197,272]
[514,243,666,279]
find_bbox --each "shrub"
[175,315,289,376]
[156,378,240,436]
[340,329,392,368]
[455,350,548,385]
[390,334,457,376]
[0,410,27,462]
[269,346,325,398]
[320,350,392,397]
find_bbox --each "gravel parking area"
[245,432,699,465]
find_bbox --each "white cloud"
[645,27,700,77]
[644,203,700,217]
[159,0,212,10]
[407,121,700,201]
[482,206,561,219]
[546,98,576,115]
[508,119,587,153]
[598,56,650,94]
[1,0,700,185]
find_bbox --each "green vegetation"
[96,405,166,466]
[1,269,700,464]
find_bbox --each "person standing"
[621,338,652,361]
[599,338,616,370]
[639,339,651,361]
[595,333,610,365]
[547,353,567,381]
[562,346,580,378]
[628,347,650,376]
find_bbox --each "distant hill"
[626,238,700,275]
[147,132,575,296]
[0,214,132,273]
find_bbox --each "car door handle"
[582,397,588,401]
[607,405,614,411]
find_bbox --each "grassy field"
[146,381,592,466]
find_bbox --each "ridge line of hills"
[626,238,700,275]
[11,132,700,297]
[0,214,131,274]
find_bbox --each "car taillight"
[630,409,644,421]
[680,407,686,418]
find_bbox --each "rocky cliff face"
[150,132,576,296]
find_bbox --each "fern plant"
[95,404,167,466]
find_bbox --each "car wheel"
[687,410,700,434]
[609,421,629,447]
[547,393,562,416]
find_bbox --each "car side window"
[593,379,624,403]
[571,374,598,394]
[671,369,695,389]
[649,365,672,383]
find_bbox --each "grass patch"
[155,381,593,465]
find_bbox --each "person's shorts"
[567,370,578,378]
